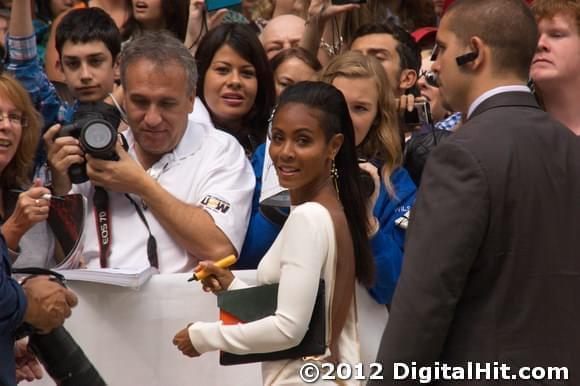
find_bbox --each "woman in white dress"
[173,81,375,385]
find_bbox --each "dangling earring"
[331,160,339,195]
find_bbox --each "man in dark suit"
[370,0,580,384]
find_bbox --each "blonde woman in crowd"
[319,51,416,305]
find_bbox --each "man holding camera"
[1,236,77,385]
[44,32,254,273]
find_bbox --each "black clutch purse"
[217,280,326,365]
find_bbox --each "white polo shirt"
[73,118,255,273]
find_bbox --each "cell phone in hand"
[404,101,433,127]
[206,0,242,12]
[331,0,367,4]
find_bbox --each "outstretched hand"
[307,0,360,23]
[186,0,228,49]
[173,324,201,358]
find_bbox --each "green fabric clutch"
[217,280,326,365]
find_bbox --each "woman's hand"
[195,260,235,293]
[359,162,380,210]
[185,0,228,51]
[2,179,51,250]
[300,0,359,64]
[307,0,360,24]
[173,324,200,357]
[358,162,381,236]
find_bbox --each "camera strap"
[124,193,159,269]
[93,187,112,268]
[93,187,159,269]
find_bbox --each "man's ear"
[468,37,484,70]
[113,56,121,81]
[187,89,196,113]
[399,69,418,92]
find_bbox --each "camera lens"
[29,327,106,386]
[425,71,439,88]
[359,169,375,199]
[83,122,114,150]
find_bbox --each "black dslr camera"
[13,269,106,386]
[56,102,122,184]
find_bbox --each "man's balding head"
[260,14,305,60]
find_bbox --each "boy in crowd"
[7,1,120,176]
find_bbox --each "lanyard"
[93,186,158,269]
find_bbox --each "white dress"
[188,202,361,385]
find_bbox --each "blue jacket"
[237,144,281,268]
[368,168,416,304]
[0,236,27,386]
[239,144,417,304]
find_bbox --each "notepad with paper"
[57,266,158,288]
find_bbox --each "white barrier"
[29,271,388,386]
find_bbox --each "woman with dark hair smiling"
[174,81,374,385]
[195,23,276,156]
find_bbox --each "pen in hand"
[9,189,65,201]
[188,255,237,282]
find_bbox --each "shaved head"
[260,14,305,59]
[445,0,538,79]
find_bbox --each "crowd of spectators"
[0,0,579,384]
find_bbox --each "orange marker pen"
[188,254,237,282]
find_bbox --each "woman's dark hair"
[125,0,190,42]
[270,47,322,74]
[161,0,189,41]
[196,23,275,146]
[276,81,375,287]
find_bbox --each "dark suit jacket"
[371,92,580,385]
